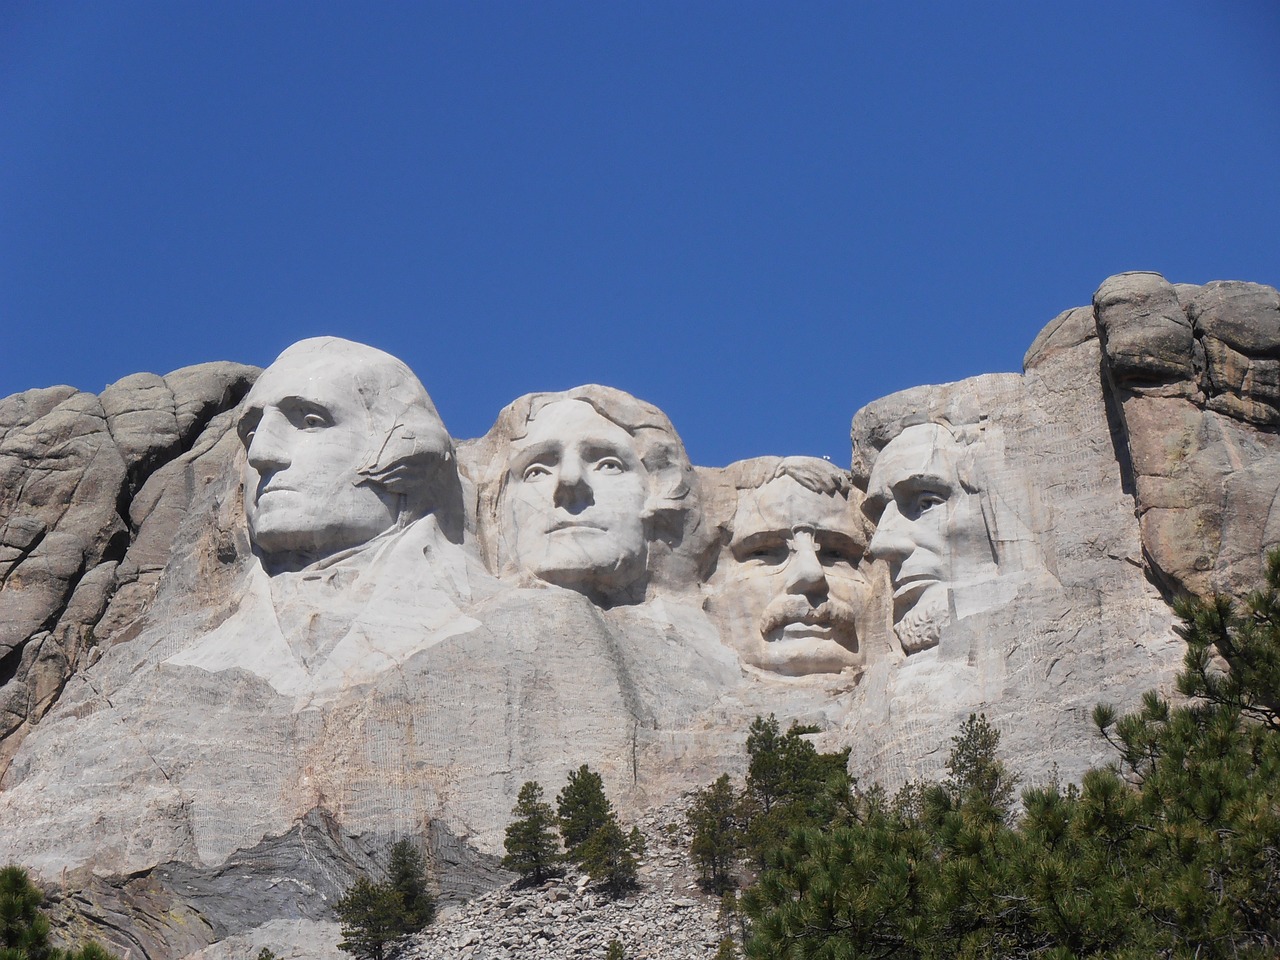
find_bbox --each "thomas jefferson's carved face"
[715,474,866,675]
[239,348,399,570]
[504,399,649,597]
[866,423,992,653]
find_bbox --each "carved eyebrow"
[277,395,334,417]
[508,440,562,475]
[237,405,263,442]
[579,441,638,465]
[813,529,865,560]
[891,471,954,495]
[731,529,789,558]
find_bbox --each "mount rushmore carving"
[1,272,1278,958]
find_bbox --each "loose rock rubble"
[405,798,735,960]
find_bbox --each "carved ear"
[358,409,455,495]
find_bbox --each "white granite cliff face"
[0,275,1277,959]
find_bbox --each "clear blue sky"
[3,2,1277,466]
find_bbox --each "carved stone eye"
[523,463,553,482]
[746,543,787,565]
[818,546,857,566]
[595,457,625,474]
[917,491,946,513]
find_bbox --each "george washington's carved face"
[504,399,650,597]
[239,349,399,571]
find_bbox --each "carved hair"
[731,455,852,498]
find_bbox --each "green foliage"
[502,781,563,884]
[577,820,644,894]
[335,840,435,960]
[603,939,626,960]
[552,765,644,895]
[556,765,613,861]
[61,946,116,960]
[741,714,851,865]
[712,936,737,960]
[688,774,743,893]
[1,864,53,960]
[741,549,1280,959]
[335,877,408,960]
[942,712,1019,818]
[386,839,434,931]
[0,865,120,960]
[254,950,280,960]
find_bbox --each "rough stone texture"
[0,363,256,770]
[1094,273,1280,600]
[2,274,1279,959]
[848,356,1181,789]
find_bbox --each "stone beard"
[711,457,867,676]
[865,422,996,654]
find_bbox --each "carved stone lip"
[258,484,299,497]
[545,520,606,533]
[892,575,940,603]
[767,621,834,642]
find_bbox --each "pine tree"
[335,877,408,960]
[603,940,626,960]
[502,781,563,884]
[335,840,436,960]
[556,765,613,861]
[688,774,742,893]
[577,819,644,894]
[386,839,435,932]
[741,715,851,864]
[1,864,55,960]
[941,713,1019,817]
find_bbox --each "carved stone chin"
[893,585,948,654]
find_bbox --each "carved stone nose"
[784,536,827,596]
[553,458,592,509]
[867,502,912,564]
[246,410,291,472]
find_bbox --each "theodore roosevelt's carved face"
[865,423,993,654]
[714,462,866,675]
[238,341,406,572]
[504,399,650,597]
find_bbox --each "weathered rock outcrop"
[1,273,1277,959]
[0,363,256,769]
[1094,273,1280,600]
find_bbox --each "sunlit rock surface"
[1,273,1277,958]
